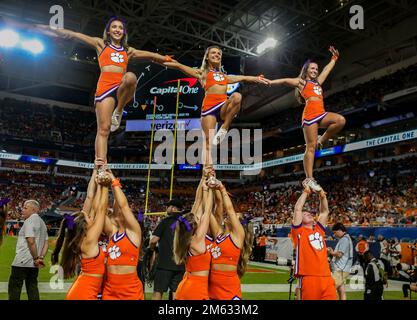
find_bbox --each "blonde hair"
[103,19,129,48]
[237,220,254,278]
[24,200,40,211]
[199,46,224,87]
[173,213,197,265]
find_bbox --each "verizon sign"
[126,119,201,132]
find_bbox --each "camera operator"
[379,239,391,275]
[387,238,402,278]
[401,262,417,299]
[363,251,386,300]
[328,223,353,300]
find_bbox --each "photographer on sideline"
[388,238,401,277]
[328,223,353,300]
[364,251,385,300]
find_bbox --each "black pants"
[8,266,39,300]
[259,246,266,262]
[253,246,261,261]
[364,285,383,300]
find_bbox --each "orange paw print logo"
[110,52,125,63]
[213,72,225,82]
[313,85,322,96]
[108,245,121,260]
[308,232,324,250]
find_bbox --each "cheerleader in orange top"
[173,176,214,300]
[102,170,143,300]
[24,17,172,166]
[269,46,346,193]
[164,46,270,168]
[207,180,254,300]
[51,160,110,300]
[291,185,337,300]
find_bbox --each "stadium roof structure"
[1,0,417,120]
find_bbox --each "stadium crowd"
[1,155,416,230]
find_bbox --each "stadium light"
[0,29,19,48]
[21,39,44,54]
[256,37,278,54]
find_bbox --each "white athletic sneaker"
[110,110,123,132]
[317,135,323,150]
[212,127,228,145]
[207,176,221,189]
[303,178,323,192]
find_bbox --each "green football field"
[0,236,414,300]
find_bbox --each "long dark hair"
[237,220,254,278]
[173,213,197,265]
[102,16,129,48]
[51,212,87,279]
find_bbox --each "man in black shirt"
[150,199,185,300]
[364,251,385,300]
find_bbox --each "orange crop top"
[106,231,139,267]
[98,43,129,70]
[186,250,211,273]
[204,69,228,91]
[80,245,106,275]
[209,233,240,266]
[300,80,323,101]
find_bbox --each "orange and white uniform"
[300,79,327,127]
[291,222,337,300]
[208,233,242,300]
[175,247,211,300]
[201,69,228,119]
[95,43,129,104]
[66,245,105,300]
[102,231,144,300]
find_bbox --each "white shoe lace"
[213,128,228,145]
[111,111,123,132]
[307,178,323,192]
[317,135,323,150]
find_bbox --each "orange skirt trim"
[66,274,103,300]
[302,100,327,126]
[102,272,144,300]
[175,273,209,300]
[95,72,124,103]
[208,269,241,300]
[201,94,227,115]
